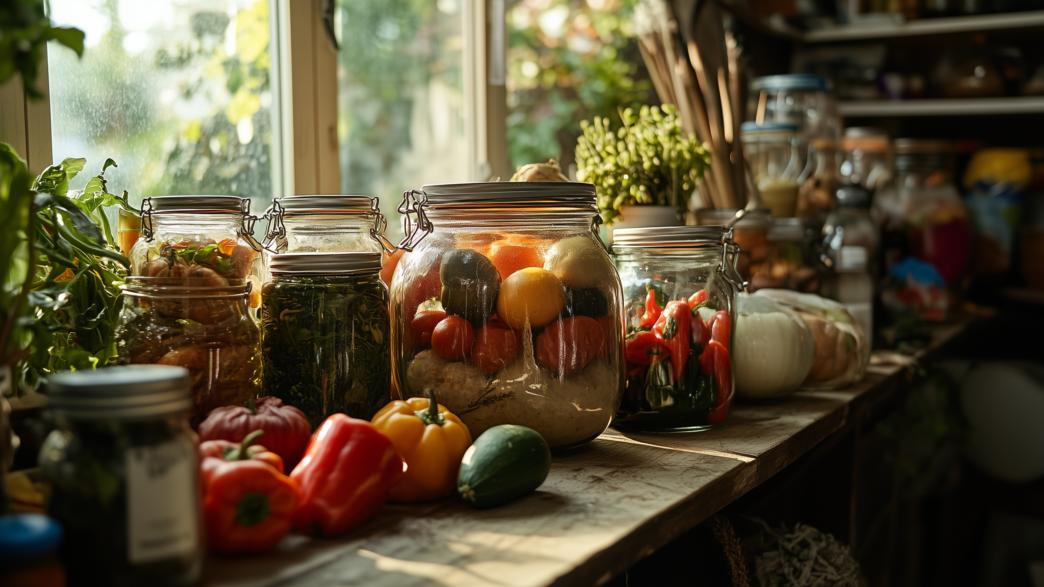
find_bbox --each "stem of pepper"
[247,397,257,415]
[415,388,446,427]
[225,430,265,461]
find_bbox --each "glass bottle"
[824,184,880,281]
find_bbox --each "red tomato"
[537,316,604,378]
[431,316,474,361]
[472,323,521,374]
[410,310,447,348]
[710,311,731,345]
[687,290,708,308]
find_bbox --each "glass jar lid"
[740,122,798,140]
[751,74,829,92]
[269,251,382,275]
[612,226,727,249]
[144,195,249,214]
[47,365,192,419]
[274,195,375,215]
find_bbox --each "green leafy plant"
[576,104,711,224]
[0,0,85,99]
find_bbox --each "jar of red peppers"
[612,227,742,432]
[390,182,625,450]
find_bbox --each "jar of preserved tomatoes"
[261,195,395,253]
[261,252,390,427]
[391,182,624,449]
[612,227,742,432]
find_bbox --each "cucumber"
[457,425,552,509]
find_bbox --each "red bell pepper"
[200,430,285,474]
[625,330,670,366]
[709,311,731,346]
[687,289,708,308]
[699,341,734,425]
[202,457,300,553]
[290,414,404,537]
[691,310,711,346]
[653,301,691,381]
[640,288,662,328]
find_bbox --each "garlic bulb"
[733,295,815,400]
[510,159,570,182]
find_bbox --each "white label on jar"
[126,439,198,564]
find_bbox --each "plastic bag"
[753,289,870,390]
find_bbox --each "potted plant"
[575,104,710,231]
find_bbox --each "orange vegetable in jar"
[472,322,521,374]
[381,248,404,286]
[489,244,543,280]
[496,268,566,330]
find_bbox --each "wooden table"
[205,324,967,587]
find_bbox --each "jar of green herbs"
[261,252,391,427]
[38,365,202,587]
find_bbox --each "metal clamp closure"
[140,197,155,241]
[369,197,398,254]
[260,200,287,252]
[718,228,747,292]
[397,189,432,252]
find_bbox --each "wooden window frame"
[1,0,506,197]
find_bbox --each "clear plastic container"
[612,227,742,432]
[390,182,625,449]
[748,74,841,145]
[742,122,804,218]
[261,252,390,427]
[39,366,202,586]
[262,195,395,253]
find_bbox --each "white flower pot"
[608,205,681,243]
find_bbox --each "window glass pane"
[506,0,654,172]
[48,0,279,206]
[336,0,470,241]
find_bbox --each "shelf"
[803,10,1044,42]
[204,324,970,587]
[838,96,1044,117]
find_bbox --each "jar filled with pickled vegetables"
[612,227,742,432]
[261,252,391,427]
[261,195,395,253]
[390,182,625,449]
[39,366,202,586]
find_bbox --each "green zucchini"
[457,425,552,509]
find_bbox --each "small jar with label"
[39,366,202,587]
[261,252,391,427]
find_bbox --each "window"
[46,0,281,206]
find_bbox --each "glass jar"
[748,74,841,146]
[749,218,824,293]
[390,182,624,450]
[742,122,804,218]
[824,184,880,281]
[612,227,742,432]
[894,139,970,286]
[116,277,260,425]
[39,366,202,587]
[797,139,839,218]
[261,252,391,427]
[840,127,893,193]
[131,196,264,308]
[697,208,772,283]
[262,195,395,253]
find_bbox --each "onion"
[733,295,815,400]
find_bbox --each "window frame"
[1,0,508,200]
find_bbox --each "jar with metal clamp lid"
[130,195,264,308]
[391,182,625,449]
[260,195,396,253]
[260,252,391,427]
[612,226,743,432]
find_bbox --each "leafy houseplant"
[575,104,711,225]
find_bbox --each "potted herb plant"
[575,104,710,231]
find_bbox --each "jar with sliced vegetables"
[612,226,743,431]
[390,182,625,449]
[260,252,390,427]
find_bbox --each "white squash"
[733,295,815,400]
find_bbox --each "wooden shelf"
[802,10,1044,42]
[204,324,969,587]
[838,96,1044,117]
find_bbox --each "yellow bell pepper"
[371,389,472,502]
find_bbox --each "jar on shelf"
[261,195,395,253]
[697,208,772,283]
[840,127,893,194]
[130,196,264,307]
[824,184,880,281]
[612,227,742,432]
[116,276,260,425]
[749,218,824,293]
[748,74,841,146]
[261,252,391,428]
[742,122,804,218]
[39,366,202,586]
[390,182,624,450]
[894,139,970,286]
[797,138,839,218]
